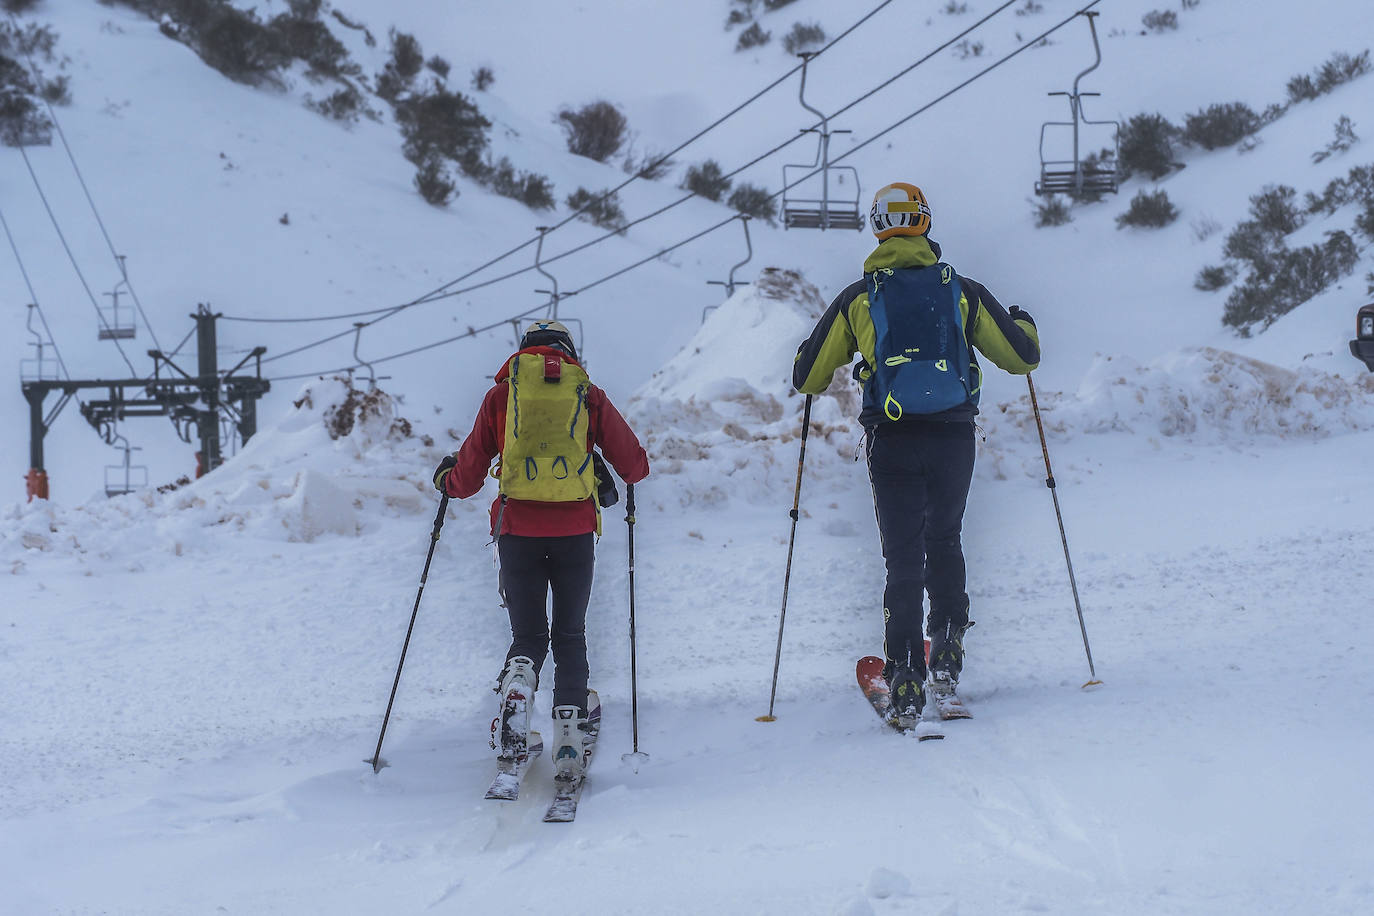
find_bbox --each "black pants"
[497,533,595,713]
[866,421,975,679]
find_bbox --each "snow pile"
[977,346,1374,468]
[627,268,864,507]
[2,378,443,567]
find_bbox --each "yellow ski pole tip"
[1081,679,1104,690]
[755,715,777,722]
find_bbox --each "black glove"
[592,451,619,508]
[433,455,457,493]
[1009,305,1035,327]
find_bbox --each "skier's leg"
[547,533,596,715]
[867,425,929,682]
[922,426,976,677]
[497,534,553,679]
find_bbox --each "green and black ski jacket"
[792,236,1041,426]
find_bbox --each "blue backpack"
[864,263,976,421]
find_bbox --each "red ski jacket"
[443,346,650,537]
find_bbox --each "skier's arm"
[445,385,504,498]
[793,279,866,394]
[962,276,1040,374]
[589,388,649,485]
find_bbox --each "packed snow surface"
[4,0,1374,913]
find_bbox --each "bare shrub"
[376,28,423,101]
[727,182,776,224]
[471,65,494,91]
[1194,265,1234,291]
[1116,189,1178,228]
[414,157,455,206]
[487,156,555,210]
[566,187,628,233]
[395,85,491,174]
[1312,115,1358,163]
[1118,112,1179,179]
[736,22,770,51]
[557,100,628,162]
[1223,231,1359,331]
[782,22,826,55]
[1182,102,1260,150]
[1141,10,1178,31]
[683,159,732,201]
[1033,195,1072,227]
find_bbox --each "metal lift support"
[533,226,584,356]
[704,214,754,323]
[781,53,863,231]
[1034,11,1121,197]
[20,305,270,501]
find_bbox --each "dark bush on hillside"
[395,85,490,174]
[1115,189,1178,228]
[471,66,494,91]
[1312,115,1358,163]
[1221,220,1278,268]
[194,5,291,86]
[782,22,826,55]
[736,23,770,51]
[1222,231,1359,331]
[0,87,49,145]
[1118,112,1178,179]
[426,56,449,80]
[38,72,69,104]
[683,159,732,201]
[1194,264,1234,291]
[566,187,628,233]
[2,0,41,13]
[622,145,674,180]
[1289,50,1373,103]
[763,0,799,9]
[1304,163,1374,214]
[1183,102,1260,150]
[487,156,555,210]
[727,182,776,224]
[414,156,455,206]
[1247,184,1303,235]
[376,29,424,101]
[557,100,627,162]
[1141,10,1178,32]
[1033,195,1072,227]
[270,8,352,80]
[307,84,371,123]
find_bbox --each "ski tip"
[755,715,777,723]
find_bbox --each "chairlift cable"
[268,1,1102,382]
[221,0,904,329]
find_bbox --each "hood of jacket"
[862,235,943,273]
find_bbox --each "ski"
[856,656,943,740]
[484,731,543,801]
[543,690,601,823]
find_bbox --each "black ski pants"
[497,533,595,713]
[866,420,975,679]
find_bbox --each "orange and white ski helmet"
[869,182,932,240]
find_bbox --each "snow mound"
[984,347,1374,445]
[2,378,443,566]
[628,268,864,507]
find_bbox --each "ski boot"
[888,664,926,730]
[928,621,973,720]
[550,705,587,781]
[490,656,537,759]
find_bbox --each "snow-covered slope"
[4,1,1374,913]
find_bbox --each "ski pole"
[621,484,649,767]
[758,394,812,722]
[1026,375,1101,688]
[367,494,449,772]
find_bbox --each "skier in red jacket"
[433,320,649,776]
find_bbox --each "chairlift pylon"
[704,214,754,324]
[781,53,864,231]
[1034,11,1121,197]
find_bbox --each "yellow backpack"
[498,352,597,503]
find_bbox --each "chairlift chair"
[98,278,137,340]
[781,53,864,231]
[1034,12,1121,197]
[21,304,60,383]
[704,215,754,323]
[102,431,148,498]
